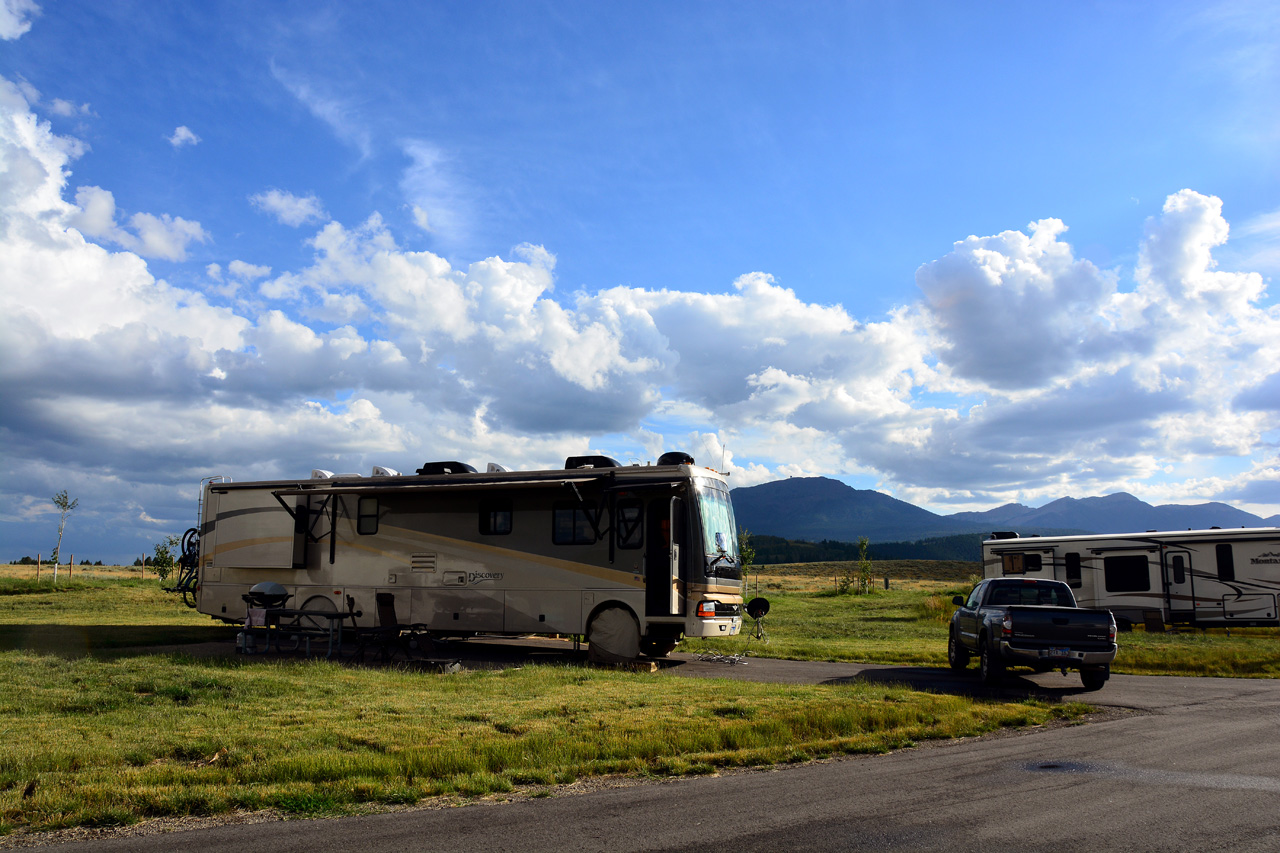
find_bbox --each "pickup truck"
[949,577,1117,690]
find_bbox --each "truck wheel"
[587,606,641,664]
[947,630,969,671]
[979,642,1004,686]
[1080,665,1109,691]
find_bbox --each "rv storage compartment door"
[211,490,302,569]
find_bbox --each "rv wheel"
[587,606,640,664]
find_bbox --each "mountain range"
[731,477,1280,544]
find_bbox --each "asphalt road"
[20,642,1280,852]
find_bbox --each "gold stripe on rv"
[210,526,645,588]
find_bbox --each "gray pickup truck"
[949,577,1118,690]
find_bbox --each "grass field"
[0,568,1089,835]
[691,562,1280,677]
[2,558,1275,835]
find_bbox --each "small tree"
[738,527,757,599]
[151,534,180,582]
[837,561,856,594]
[856,536,873,594]
[51,490,78,584]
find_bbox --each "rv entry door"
[645,496,686,617]
[1164,548,1196,625]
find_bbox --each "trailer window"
[357,497,378,535]
[616,500,643,549]
[479,498,512,536]
[1104,555,1150,592]
[1001,553,1040,574]
[1064,552,1082,588]
[1216,544,1235,582]
[553,502,599,545]
[1171,554,1186,585]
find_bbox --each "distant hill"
[732,477,1276,548]
[948,492,1268,534]
[731,477,976,543]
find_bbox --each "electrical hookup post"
[694,596,770,665]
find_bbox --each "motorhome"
[982,528,1280,629]
[190,452,746,661]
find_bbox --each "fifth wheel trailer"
[191,452,747,661]
[982,527,1280,629]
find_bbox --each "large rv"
[982,528,1280,629]
[191,452,746,660]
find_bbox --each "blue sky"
[2,0,1279,562]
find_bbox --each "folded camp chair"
[353,592,433,663]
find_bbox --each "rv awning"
[269,476,603,498]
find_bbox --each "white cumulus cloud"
[0,0,38,40]
[167,125,200,147]
[250,188,327,227]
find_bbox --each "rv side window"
[1216,544,1235,582]
[1104,554,1149,592]
[357,497,378,535]
[1002,553,1040,574]
[1065,552,1081,588]
[552,502,598,545]
[1171,554,1186,585]
[479,498,512,536]
[616,500,643,549]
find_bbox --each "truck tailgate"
[1005,605,1114,649]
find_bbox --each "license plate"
[729,624,740,635]
[1049,647,1070,657]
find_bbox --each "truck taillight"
[696,601,716,618]
[1001,614,1013,637]
[1108,621,1117,643]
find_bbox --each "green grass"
[700,572,1280,677]
[0,651,1082,834]
[0,574,1090,835]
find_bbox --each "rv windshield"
[695,479,741,579]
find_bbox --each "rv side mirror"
[952,595,965,606]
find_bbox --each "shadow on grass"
[825,665,1104,700]
[0,624,239,657]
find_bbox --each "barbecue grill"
[243,581,291,609]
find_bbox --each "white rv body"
[982,528,1280,628]
[194,457,745,656]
